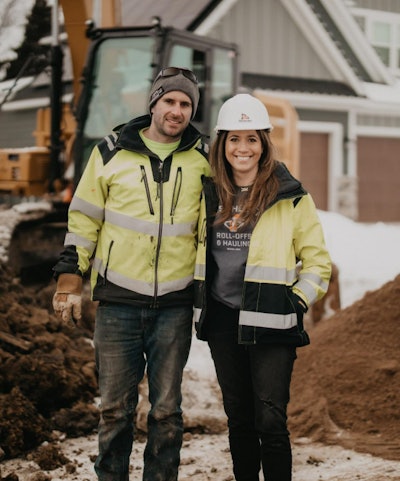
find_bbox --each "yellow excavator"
[0,0,299,282]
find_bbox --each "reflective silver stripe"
[239,310,297,329]
[157,275,193,296]
[105,209,194,236]
[70,196,104,220]
[194,263,205,278]
[245,265,296,284]
[296,273,329,304]
[321,280,329,291]
[64,232,96,252]
[300,271,325,287]
[105,132,117,150]
[304,273,329,293]
[295,279,318,304]
[193,307,201,324]
[93,258,193,297]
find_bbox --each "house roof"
[303,0,372,82]
[241,73,359,97]
[311,0,394,85]
[119,0,218,30]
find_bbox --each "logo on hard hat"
[239,113,251,122]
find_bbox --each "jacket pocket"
[289,290,307,331]
[103,240,114,285]
[140,165,154,215]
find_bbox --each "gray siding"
[204,0,333,80]
[357,113,400,127]
[352,0,400,13]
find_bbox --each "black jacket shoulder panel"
[195,140,210,159]
[97,132,119,165]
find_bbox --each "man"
[52,67,210,481]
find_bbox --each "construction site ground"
[0,264,399,481]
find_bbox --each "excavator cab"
[72,23,238,185]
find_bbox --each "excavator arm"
[60,0,121,105]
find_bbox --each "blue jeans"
[206,300,297,481]
[93,303,193,481]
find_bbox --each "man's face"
[148,91,193,142]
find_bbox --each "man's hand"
[53,273,83,325]
[53,292,82,324]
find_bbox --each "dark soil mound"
[0,265,98,459]
[289,274,400,461]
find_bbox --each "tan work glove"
[52,273,83,324]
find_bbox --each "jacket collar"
[275,161,307,199]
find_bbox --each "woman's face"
[224,130,262,185]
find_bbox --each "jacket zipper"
[170,167,182,224]
[140,165,154,215]
[152,160,165,307]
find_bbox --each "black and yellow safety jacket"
[194,162,332,346]
[54,114,211,307]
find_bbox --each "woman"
[194,94,331,481]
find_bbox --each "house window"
[373,21,391,66]
[353,8,400,76]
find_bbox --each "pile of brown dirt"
[0,265,98,459]
[289,274,400,461]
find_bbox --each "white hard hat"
[215,93,273,132]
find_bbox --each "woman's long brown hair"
[209,129,279,226]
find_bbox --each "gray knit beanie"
[149,69,200,119]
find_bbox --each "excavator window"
[77,36,154,175]
[168,43,237,137]
[85,36,154,139]
[210,47,237,140]
[168,45,206,124]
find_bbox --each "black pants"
[207,300,297,481]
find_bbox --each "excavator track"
[0,201,68,284]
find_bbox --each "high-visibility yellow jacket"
[194,162,332,346]
[54,115,211,307]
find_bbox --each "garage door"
[358,137,400,222]
[299,132,328,210]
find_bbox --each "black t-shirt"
[210,185,255,309]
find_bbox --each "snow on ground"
[318,210,400,308]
